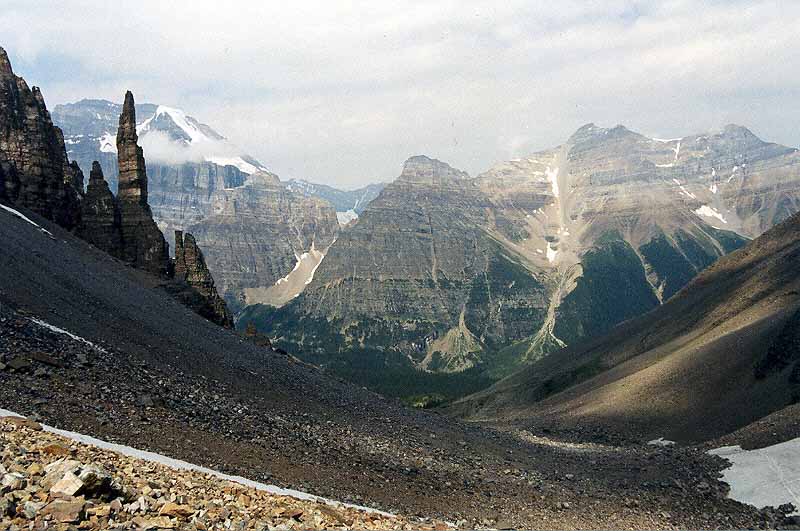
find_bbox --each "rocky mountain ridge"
[53,99,348,311]
[0,47,83,229]
[285,179,387,226]
[0,47,231,328]
[245,124,800,397]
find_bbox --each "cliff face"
[115,91,171,277]
[0,47,233,330]
[186,170,339,311]
[172,230,234,328]
[251,156,551,376]
[0,47,82,229]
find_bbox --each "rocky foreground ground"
[3,300,799,530]
[0,416,447,530]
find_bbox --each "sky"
[2,0,799,189]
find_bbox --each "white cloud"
[2,0,799,188]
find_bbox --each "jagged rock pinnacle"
[0,47,12,76]
[117,90,148,206]
[173,230,234,328]
[115,90,170,276]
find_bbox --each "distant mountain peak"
[567,123,642,146]
[399,155,469,183]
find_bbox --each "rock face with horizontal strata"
[185,170,339,310]
[249,125,800,385]
[0,46,82,228]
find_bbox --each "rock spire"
[115,91,170,276]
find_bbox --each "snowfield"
[710,439,800,515]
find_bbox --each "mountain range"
[53,100,389,310]
[4,41,800,528]
[242,123,800,397]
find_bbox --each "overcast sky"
[2,0,799,188]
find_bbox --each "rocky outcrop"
[115,91,170,277]
[0,46,81,228]
[172,230,233,328]
[76,162,122,258]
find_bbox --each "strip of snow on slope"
[0,204,53,236]
[546,166,560,198]
[0,409,392,516]
[28,318,107,352]
[546,241,558,263]
[244,241,332,307]
[337,209,358,226]
[695,205,727,224]
[710,439,800,515]
[673,179,697,200]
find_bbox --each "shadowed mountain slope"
[452,212,800,442]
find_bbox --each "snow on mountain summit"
[53,99,267,176]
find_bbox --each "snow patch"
[206,156,261,175]
[710,439,800,515]
[546,241,558,264]
[0,203,53,236]
[336,210,358,226]
[673,179,697,200]
[28,318,106,353]
[139,106,206,143]
[98,131,117,153]
[695,205,727,224]
[0,408,391,516]
[648,437,675,447]
[545,166,560,198]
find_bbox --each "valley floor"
[1,302,795,529]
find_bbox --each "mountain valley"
[2,29,800,531]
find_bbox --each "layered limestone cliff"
[250,156,551,375]
[0,46,82,229]
[185,170,339,310]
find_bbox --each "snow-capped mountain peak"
[53,99,268,178]
[137,105,225,145]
